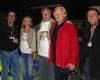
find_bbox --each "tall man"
[0,11,20,80]
[35,7,55,80]
[49,6,79,80]
[80,8,100,80]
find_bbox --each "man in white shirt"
[35,7,55,80]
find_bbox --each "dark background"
[0,0,100,24]
[0,0,100,19]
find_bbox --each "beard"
[89,20,98,27]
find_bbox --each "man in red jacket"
[49,6,79,80]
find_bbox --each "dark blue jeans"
[21,53,34,80]
[1,49,19,80]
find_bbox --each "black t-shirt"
[0,23,20,51]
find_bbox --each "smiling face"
[53,6,67,24]
[22,17,32,28]
[87,10,99,26]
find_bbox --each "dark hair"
[87,8,100,15]
[6,10,16,17]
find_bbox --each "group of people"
[0,5,100,80]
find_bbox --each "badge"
[9,36,15,40]
[87,42,92,47]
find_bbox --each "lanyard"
[10,27,14,37]
[88,27,95,42]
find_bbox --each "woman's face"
[22,17,32,27]
[54,8,65,23]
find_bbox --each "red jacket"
[49,20,79,69]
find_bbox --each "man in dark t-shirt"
[0,10,20,80]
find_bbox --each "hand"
[66,63,76,71]
[13,38,18,44]
[32,52,36,59]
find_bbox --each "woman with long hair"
[20,16,36,80]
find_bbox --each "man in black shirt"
[80,8,100,80]
[0,10,20,80]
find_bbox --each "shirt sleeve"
[69,24,79,65]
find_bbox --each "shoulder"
[64,20,76,29]
[50,18,55,23]
[29,28,35,33]
[34,22,41,30]
[61,21,77,35]
[52,21,57,27]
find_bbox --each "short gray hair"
[53,6,68,18]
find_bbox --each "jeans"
[81,58,91,80]
[38,55,55,80]
[1,49,19,80]
[21,53,34,80]
[81,58,100,80]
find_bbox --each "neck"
[58,20,65,25]
[91,22,98,29]
[8,22,14,27]
[43,19,50,22]
[23,26,30,32]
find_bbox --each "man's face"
[42,9,51,21]
[87,10,99,26]
[54,9,65,23]
[7,11,16,23]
